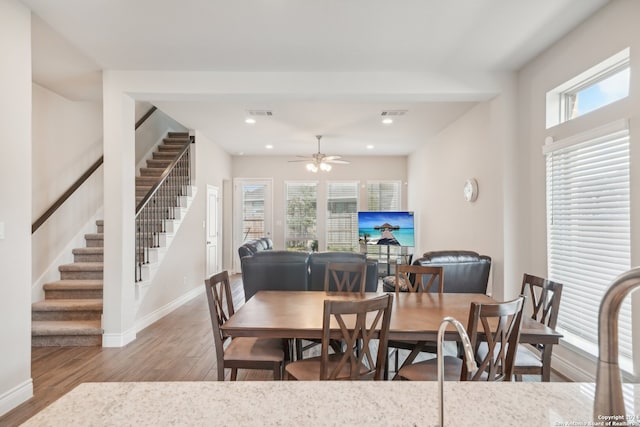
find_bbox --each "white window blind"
[367,181,401,211]
[545,121,632,360]
[285,182,317,250]
[327,182,358,251]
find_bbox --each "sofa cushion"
[241,251,310,300]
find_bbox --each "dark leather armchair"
[240,251,310,300]
[413,250,491,294]
[308,252,378,292]
[237,237,272,259]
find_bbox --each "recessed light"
[265,144,273,149]
[366,145,374,150]
[382,118,393,125]
[245,117,256,124]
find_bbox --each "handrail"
[32,156,104,234]
[135,106,157,130]
[135,136,193,215]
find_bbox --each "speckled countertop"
[22,381,640,427]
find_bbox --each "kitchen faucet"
[436,317,478,427]
[594,267,640,421]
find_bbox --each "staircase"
[31,220,104,346]
[31,131,191,346]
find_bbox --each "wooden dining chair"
[387,264,444,377]
[397,296,525,382]
[324,261,367,293]
[513,274,563,381]
[285,294,394,380]
[205,270,285,381]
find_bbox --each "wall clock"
[463,178,478,202]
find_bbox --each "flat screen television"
[357,211,415,247]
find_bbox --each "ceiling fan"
[289,135,350,172]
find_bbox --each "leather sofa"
[240,250,310,300]
[237,237,273,259]
[308,251,379,292]
[411,250,491,294]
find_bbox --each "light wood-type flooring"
[0,273,566,426]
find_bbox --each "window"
[367,181,401,211]
[285,182,317,251]
[240,184,266,241]
[326,182,358,251]
[544,120,632,366]
[546,48,629,128]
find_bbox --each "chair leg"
[231,368,238,381]
[217,365,225,381]
[273,363,282,380]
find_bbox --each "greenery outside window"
[285,182,317,251]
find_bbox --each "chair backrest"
[320,294,394,380]
[240,250,310,300]
[414,250,491,293]
[395,264,443,293]
[324,262,367,293]
[204,271,235,363]
[463,296,525,381]
[308,252,378,292]
[520,274,563,330]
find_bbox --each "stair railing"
[135,136,194,282]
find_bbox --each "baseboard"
[134,285,205,334]
[553,353,595,382]
[102,327,136,348]
[0,379,33,417]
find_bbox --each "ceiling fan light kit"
[289,135,349,173]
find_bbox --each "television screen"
[357,211,415,247]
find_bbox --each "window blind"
[367,181,401,211]
[285,182,317,248]
[545,122,632,360]
[327,182,358,251]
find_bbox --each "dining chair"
[513,273,563,381]
[387,264,444,377]
[324,261,367,293]
[205,270,285,381]
[396,296,525,381]
[285,294,394,380]
[296,261,368,360]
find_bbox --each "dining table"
[221,290,563,379]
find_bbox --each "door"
[233,179,273,272]
[206,185,220,277]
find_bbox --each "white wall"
[31,84,103,301]
[0,0,33,416]
[232,155,407,253]
[406,100,507,298]
[516,0,640,381]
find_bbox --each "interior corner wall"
[0,0,33,416]
[31,84,103,302]
[516,0,640,380]
[406,101,504,298]
[134,130,232,323]
[134,106,187,167]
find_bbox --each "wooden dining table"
[221,290,562,346]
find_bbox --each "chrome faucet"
[437,317,478,427]
[594,267,640,421]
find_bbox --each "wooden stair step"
[32,320,102,347]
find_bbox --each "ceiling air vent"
[381,110,408,117]
[247,110,273,117]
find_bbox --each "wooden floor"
[1,274,566,425]
[0,274,268,426]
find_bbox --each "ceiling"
[24,0,609,157]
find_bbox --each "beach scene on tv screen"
[358,211,415,247]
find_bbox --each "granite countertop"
[23,381,640,427]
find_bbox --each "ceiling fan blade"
[288,159,313,162]
[326,159,350,164]
[323,155,342,161]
